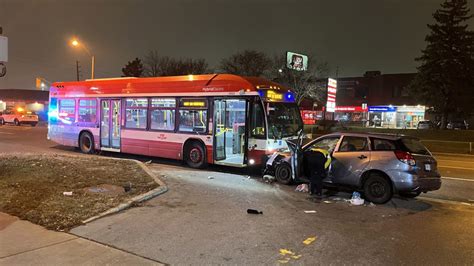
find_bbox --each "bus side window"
[78,99,97,123]
[251,102,265,138]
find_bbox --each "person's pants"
[309,171,324,195]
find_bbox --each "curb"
[82,159,168,224]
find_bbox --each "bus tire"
[14,119,21,126]
[79,131,95,154]
[185,141,207,169]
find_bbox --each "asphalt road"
[1,125,473,264]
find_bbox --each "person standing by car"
[304,146,331,199]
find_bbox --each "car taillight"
[394,151,416,166]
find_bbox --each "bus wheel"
[185,142,207,169]
[79,131,95,154]
[275,163,293,185]
[14,119,21,126]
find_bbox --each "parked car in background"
[265,132,441,204]
[0,108,39,126]
[447,120,469,130]
[417,120,437,129]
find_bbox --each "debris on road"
[62,191,73,196]
[295,184,309,192]
[304,210,317,214]
[207,176,214,179]
[303,236,317,245]
[247,209,263,214]
[350,192,365,206]
[279,249,295,256]
[263,174,275,183]
[278,248,302,263]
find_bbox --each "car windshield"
[266,102,303,138]
[401,138,430,155]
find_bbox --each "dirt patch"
[0,154,158,231]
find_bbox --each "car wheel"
[79,131,95,154]
[399,191,421,198]
[14,119,21,126]
[31,123,37,127]
[275,163,292,185]
[363,173,393,204]
[0,118,4,125]
[185,141,207,169]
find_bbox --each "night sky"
[1,0,473,89]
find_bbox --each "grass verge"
[0,154,158,231]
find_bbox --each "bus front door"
[100,99,121,151]
[213,98,248,167]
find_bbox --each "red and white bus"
[48,74,303,168]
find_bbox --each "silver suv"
[265,132,442,204]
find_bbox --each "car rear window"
[400,138,430,155]
[371,138,397,151]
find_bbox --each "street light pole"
[71,38,95,80]
[91,55,95,80]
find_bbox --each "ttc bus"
[48,74,303,168]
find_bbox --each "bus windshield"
[267,102,303,139]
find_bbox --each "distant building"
[0,89,49,120]
[301,71,427,129]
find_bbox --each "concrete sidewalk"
[0,213,160,265]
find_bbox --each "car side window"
[339,136,369,152]
[371,138,396,151]
[308,137,340,153]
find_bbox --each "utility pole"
[0,26,7,78]
[76,60,82,81]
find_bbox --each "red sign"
[335,106,368,112]
[326,78,337,112]
[300,110,318,125]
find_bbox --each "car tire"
[0,118,4,126]
[275,163,293,185]
[79,131,95,154]
[185,141,207,169]
[31,123,37,127]
[363,173,393,204]
[14,119,21,126]
[399,191,421,198]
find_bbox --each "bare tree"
[266,54,330,105]
[219,50,271,77]
[143,50,209,77]
[143,50,161,77]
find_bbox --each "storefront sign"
[335,106,367,112]
[368,106,397,112]
[300,110,320,125]
[326,78,337,113]
[286,51,308,71]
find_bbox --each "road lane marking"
[438,165,474,170]
[419,196,474,207]
[437,159,474,163]
[433,152,474,157]
[442,176,474,182]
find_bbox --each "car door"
[331,136,371,186]
[303,136,341,183]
